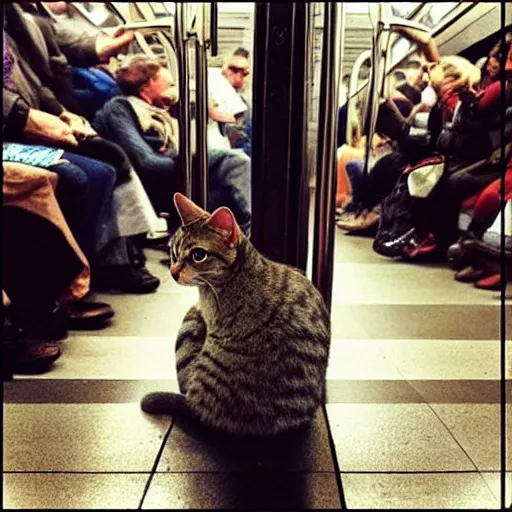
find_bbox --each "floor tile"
[331,305,501,340]
[3,404,171,472]
[156,409,334,473]
[480,472,512,505]
[326,379,424,404]
[3,379,180,404]
[331,261,499,305]
[79,292,194,337]
[406,379,511,404]
[430,404,512,471]
[3,473,148,510]
[326,403,474,471]
[25,336,178,381]
[341,472,499,509]
[143,472,341,509]
[374,339,510,380]
[327,339,404,380]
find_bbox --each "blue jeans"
[48,152,116,261]
[344,159,365,212]
[208,148,252,236]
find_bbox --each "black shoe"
[91,265,160,294]
[13,341,61,375]
[136,267,161,293]
[64,300,115,330]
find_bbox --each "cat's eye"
[191,248,208,263]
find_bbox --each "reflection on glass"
[390,37,415,69]
[418,2,459,29]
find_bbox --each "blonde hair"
[433,56,481,93]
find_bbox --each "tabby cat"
[141,193,331,436]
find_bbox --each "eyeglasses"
[228,65,250,77]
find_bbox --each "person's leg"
[448,163,502,203]
[91,237,160,294]
[361,151,410,210]
[47,159,92,257]
[207,148,252,236]
[57,152,117,261]
[73,136,132,185]
[468,166,512,236]
[344,159,365,211]
[2,206,83,336]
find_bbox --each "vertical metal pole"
[498,4,508,508]
[210,2,218,57]
[251,2,310,270]
[175,2,191,197]
[193,39,209,210]
[311,2,344,310]
[293,3,312,273]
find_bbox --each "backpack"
[373,155,445,259]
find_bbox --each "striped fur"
[142,209,331,437]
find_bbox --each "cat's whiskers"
[194,276,221,312]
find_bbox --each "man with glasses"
[222,47,251,96]
[220,48,252,157]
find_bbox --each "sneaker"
[336,208,380,232]
[336,211,359,228]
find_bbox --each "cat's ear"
[205,207,240,245]
[173,193,209,225]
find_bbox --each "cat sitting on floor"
[141,193,331,437]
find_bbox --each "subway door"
[251,3,312,271]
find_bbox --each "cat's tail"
[141,391,196,419]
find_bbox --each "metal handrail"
[185,4,208,210]
[174,2,191,197]
[193,19,209,210]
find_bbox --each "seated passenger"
[3,163,90,373]
[448,147,512,290]
[4,3,161,294]
[375,46,512,260]
[93,55,252,236]
[336,34,443,233]
[221,47,252,157]
[338,53,481,235]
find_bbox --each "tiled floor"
[3,231,511,509]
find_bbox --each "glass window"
[390,2,422,19]
[418,2,460,29]
[389,36,415,69]
[79,2,122,28]
[149,2,171,18]
[346,3,369,14]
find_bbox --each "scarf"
[127,95,179,157]
[3,34,17,92]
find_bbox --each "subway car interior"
[2,1,512,509]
